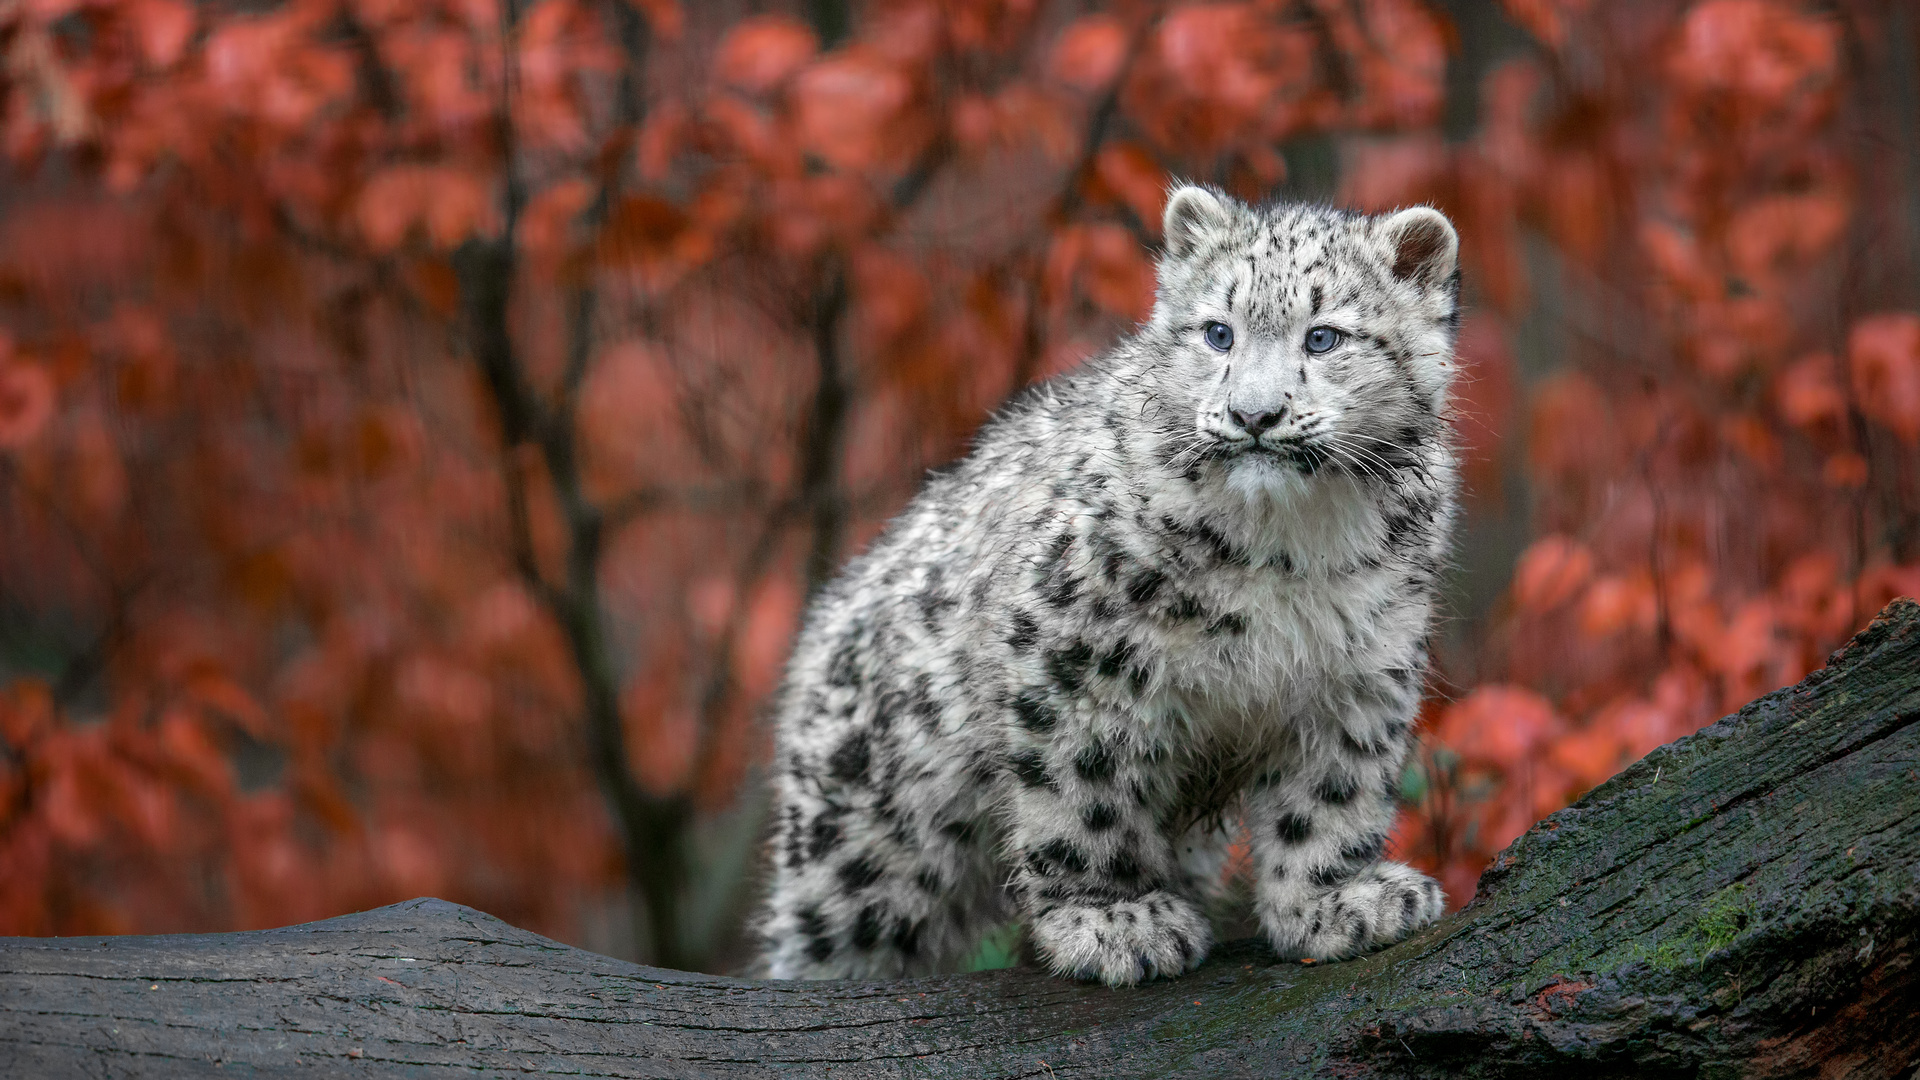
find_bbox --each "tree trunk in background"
[4,599,1918,1078]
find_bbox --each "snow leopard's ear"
[1162,184,1233,260]
[1378,206,1458,291]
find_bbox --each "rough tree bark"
[4,599,1919,1079]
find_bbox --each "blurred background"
[1,0,1916,974]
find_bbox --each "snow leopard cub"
[760,185,1459,986]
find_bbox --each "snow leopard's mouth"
[1236,438,1330,475]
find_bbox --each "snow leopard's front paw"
[1031,890,1212,986]
[1261,860,1444,961]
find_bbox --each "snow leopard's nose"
[1229,405,1287,436]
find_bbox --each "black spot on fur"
[1127,569,1166,604]
[906,676,942,732]
[1036,838,1090,875]
[1341,832,1387,864]
[1012,690,1058,734]
[1168,594,1208,621]
[1096,640,1137,680]
[1046,531,1074,564]
[1191,520,1247,565]
[1276,813,1314,844]
[915,586,956,629]
[826,641,861,688]
[870,690,902,735]
[837,856,883,891]
[807,815,842,861]
[1074,740,1116,783]
[1311,864,1355,888]
[798,906,833,961]
[1109,849,1145,885]
[1007,611,1039,652]
[1319,771,1360,805]
[915,868,943,893]
[781,804,804,868]
[1044,573,1081,609]
[1206,612,1248,636]
[827,732,871,785]
[892,917,923,957]
[942,818,979,844]
[1081,803,1120,831]
[1046,642,1094,693]
[852,905,883,949]
[1009,749,1055,789]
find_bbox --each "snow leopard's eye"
[1203,322,1235,352]
[1303,326,1345,354]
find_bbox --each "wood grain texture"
[5,599,1919,1079]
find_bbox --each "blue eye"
[1203,321,1234,352]
[1304,326,1344,354]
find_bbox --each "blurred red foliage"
[0,0,1915,968]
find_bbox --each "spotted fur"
[759,187,1460,986]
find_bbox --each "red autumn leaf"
[0,681,54,749]
[627,0,684,41]
[1500,0,1574,49]
[1775,353,1846,435]
[0,361,56,448]
[1074,225,1156,323]
[1848,313,1920,444]
[356,166,497,253]
[715,16,817,94]
[126,0,196,69]
[1727,194,1849,281]
[1089,143,1168,234]
[1669,0,1838,107]
[1578,572,1657,639]
[1435,685,1563,770]
[1822,451,1869,489]
[518,179,596,265]
[1547,724,1624,789]
[1525,372,1614,480]
[791,52,917,172]
[1511,535,1594,613]
[186,672,270,739]
[1049,14,1128,92]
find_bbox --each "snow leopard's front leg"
[1004,719,1211,986]
[1248,668,1444,960]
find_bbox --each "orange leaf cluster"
[1373,1,1920,895]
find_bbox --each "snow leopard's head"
[1144,185,1459,498]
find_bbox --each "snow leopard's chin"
[1219,447,1320,505]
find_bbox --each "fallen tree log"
[3,599,1918,1079]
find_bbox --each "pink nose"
[1230,406,1286,436]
